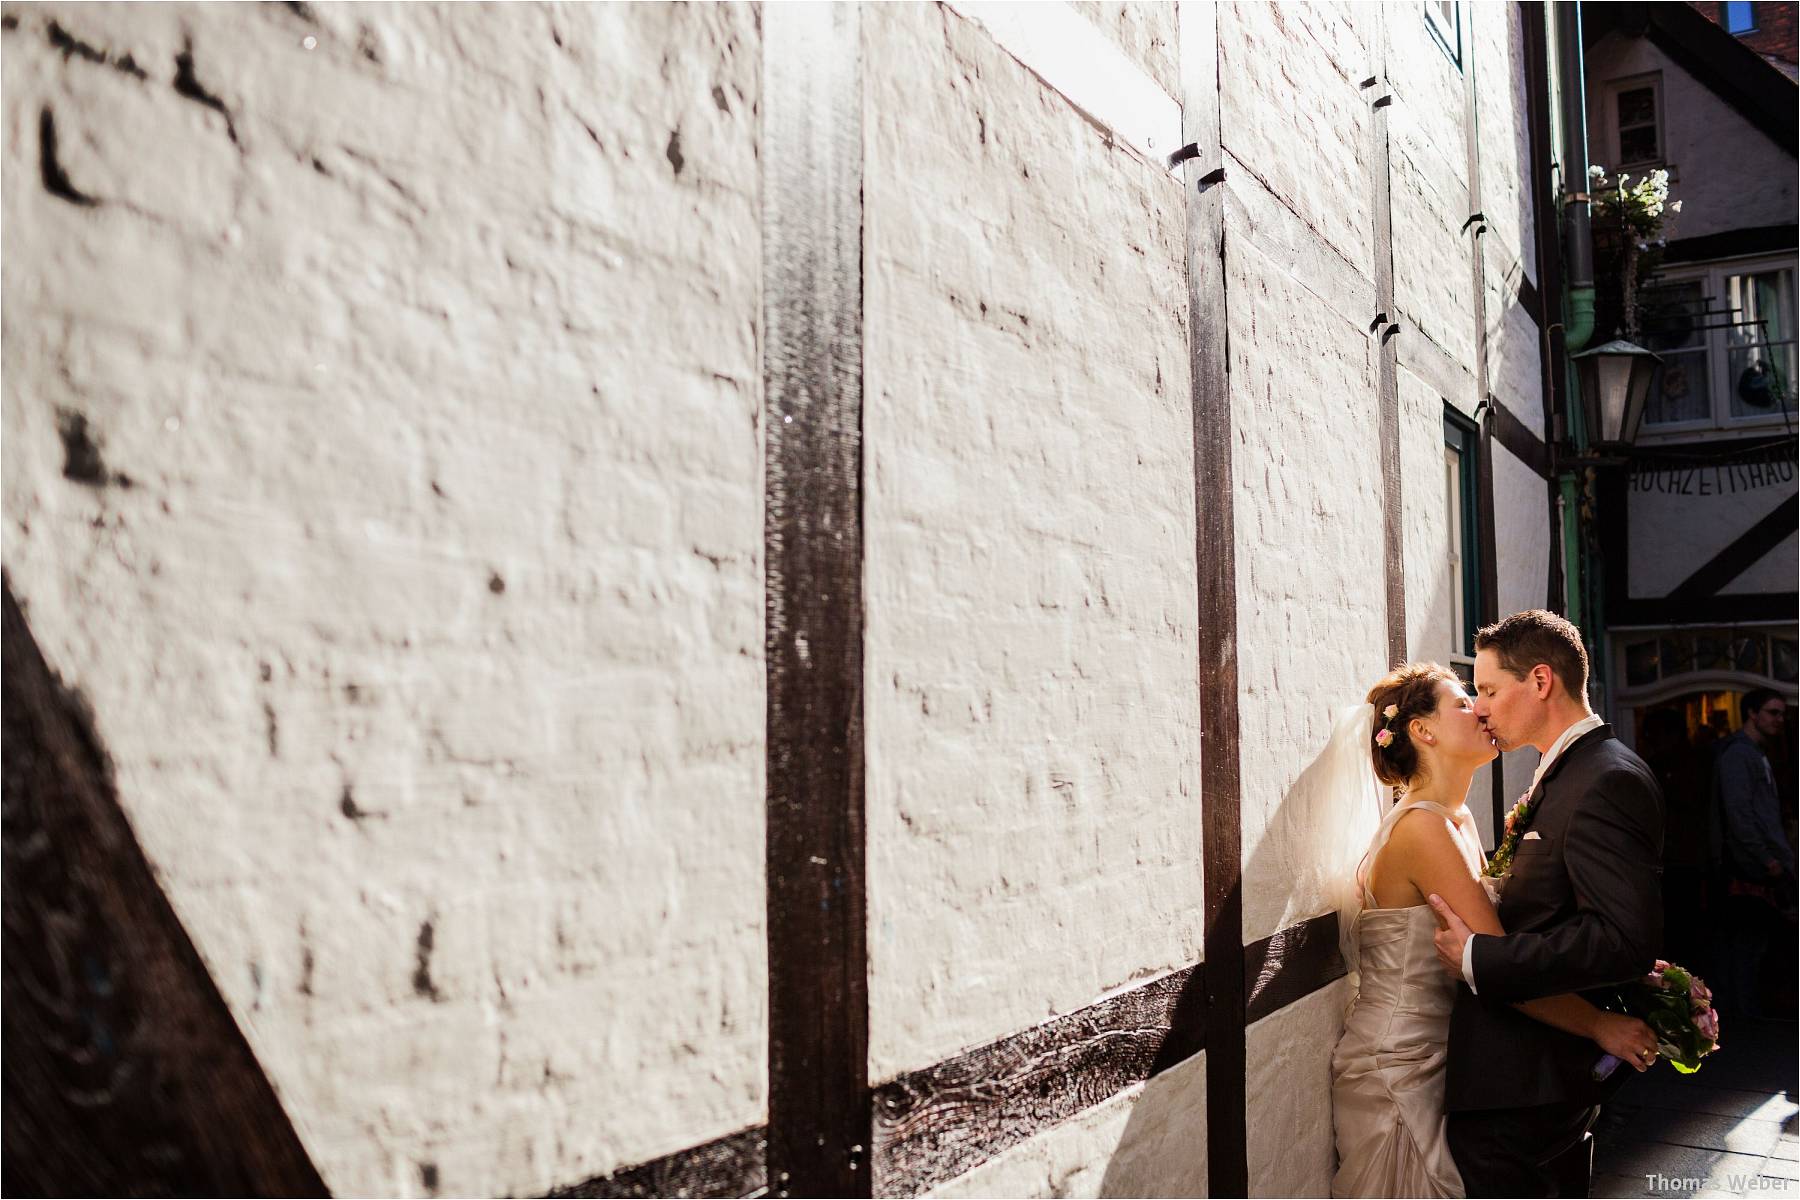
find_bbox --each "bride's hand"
[1593,1013,1659,1071]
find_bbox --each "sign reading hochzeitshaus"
[1628,444,1798,499]
[1619,441,1799,616]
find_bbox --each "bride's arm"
[1397,819,1658,1067]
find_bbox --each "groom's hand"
[1428,895,1474,981]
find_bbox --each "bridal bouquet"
[1593,960,1721,1080]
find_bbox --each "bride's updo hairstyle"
[1365,662,1460,788]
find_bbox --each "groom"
[1427,610,1664,1197]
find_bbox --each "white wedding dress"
[1329,799,1488,1200]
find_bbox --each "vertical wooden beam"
[1369,8,1407,667]
[1177,5,1247,1196]
[762,6,870,1197]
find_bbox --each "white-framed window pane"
[1617,86,1656,129]
[1726,268,1797,417]
[1616,83,1659,164]
[1425,0,1461,67]
[1728,268,1795,346]
[1647,351,1712,424]
[1641,280,1710,425]
[1728,341,1797,416]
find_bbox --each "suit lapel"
[1528,723,1615,812]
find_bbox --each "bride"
[1322,663,1656,1199]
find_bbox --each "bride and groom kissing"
[1326,610,1665,1198]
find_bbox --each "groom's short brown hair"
[1475,610,1589,701]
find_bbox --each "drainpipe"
[1554,1,1592,634]
[1558,2,1596,362]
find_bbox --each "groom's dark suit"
[1445,724,1664,1197]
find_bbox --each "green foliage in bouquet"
[1614,960,1720,1075]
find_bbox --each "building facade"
[1581,3,1797,768]
[3,3,1581,1196]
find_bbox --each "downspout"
[1554,1,1592,634]
[1558,2,1596,361]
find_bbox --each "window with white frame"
[1606,75,1664,169]
[1640,258,1799,432]
[1425,1,1462,69]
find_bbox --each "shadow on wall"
[1091,963,1213,1197]
[1093,715,1395,1198]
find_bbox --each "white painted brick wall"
[929,1050,1208,1199]
[1219,2,1375,281]
[1246,980,1351,1198]
[1487,259,1551,440]
[1472,2,1539,292]
[1064,1,1180,102]
[3,0,1564,1192]
[1228,225,1389,943]
[2,4,765,1195]
[863,0,1203,1081]
[1401,367,1459,665]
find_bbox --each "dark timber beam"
[761,5,871,1198]
[1,578,328,1198]
[1178,6,1248,1196]
[1369,9,1407,667]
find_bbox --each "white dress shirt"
[1463,712,1605,993]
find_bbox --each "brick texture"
[1692,1,1799,65]
[2,5,766,1195]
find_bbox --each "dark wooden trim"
[1177,7,1248,1197]
[1626,434,1800,466]
[1492,397,1552,480]
[1663,224,1798,266]
[547,1128,768,1200]
[1666,493,1800,602]
[1518,272,1544,328]
[1523,0,1569,614]
[870,965,1207,1196]
[1243,913,1347,1025]
[762,7,870,1197]
[1371,11,1406,667]
[1,578,328,1198]
[575,904,1359,1200]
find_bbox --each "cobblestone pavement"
[1591,1018,1799,1198]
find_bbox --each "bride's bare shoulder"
[1383,807,1461,855]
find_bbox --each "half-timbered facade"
[2,3,1587,1196]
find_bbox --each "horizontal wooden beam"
[565,903,1358,1199]
[546,1128,768,1200]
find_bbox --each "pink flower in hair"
[1375,728,1394,748]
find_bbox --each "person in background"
[1642,708,1709,968]
[1711,689,1795,1020]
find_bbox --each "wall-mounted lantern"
[1570,338,1662,454]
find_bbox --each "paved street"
[1593,1018,1799,1198]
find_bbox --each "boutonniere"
[1483,789,1536,878]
